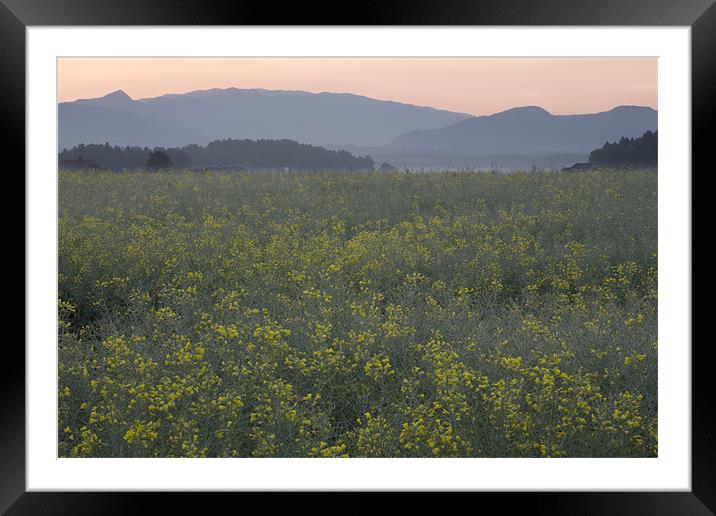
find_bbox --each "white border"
[27,27,691,491]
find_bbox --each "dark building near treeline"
[59,157,102,170]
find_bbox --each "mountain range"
[59,88,657,169]
[387,105,657,155]
[59,88,471,150]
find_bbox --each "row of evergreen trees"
[589,130,657,166]
[59,139,375,171]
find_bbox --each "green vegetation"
[146,150,173,170]
[59,139,375,171]
[59,168,657,457]
[589,130,657,167]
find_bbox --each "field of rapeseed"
[58,168,657,457]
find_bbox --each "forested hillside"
[59,139,375,171]
[589,130,657,166]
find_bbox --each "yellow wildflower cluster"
[59,168,657,457]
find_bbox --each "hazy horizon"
[62,85,657,119]
[58,58,657,116]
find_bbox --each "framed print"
[6,0,711,512]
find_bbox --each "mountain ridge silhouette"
[59,88,657,167]
[59,87,472,150]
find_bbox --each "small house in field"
[58,157,102,170]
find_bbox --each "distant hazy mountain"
[58,88,472,150]
[58,101,208,150]
[387,105,658,155]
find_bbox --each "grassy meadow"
[58,168,657,457]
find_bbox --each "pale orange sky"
[58,58,657,116]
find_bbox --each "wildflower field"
[58,168,657,457]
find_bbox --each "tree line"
[59,139,376,171]
[589,130,657,166]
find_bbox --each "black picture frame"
[6,0,710,512]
